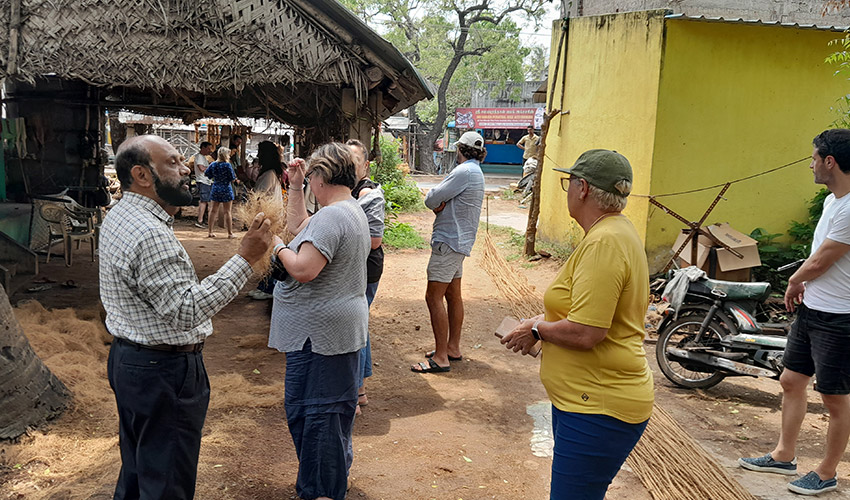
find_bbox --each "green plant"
[383,221,427,249]
[373,136,405,187]
[535,240,574,261]
[383,179,425,213]
[749,188,829,288]
[372,135,424,214]
[500,189,518,200]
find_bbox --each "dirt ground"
[1,196,848,500]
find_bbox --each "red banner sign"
[455,107,544,129]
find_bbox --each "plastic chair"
[39,204,96,266]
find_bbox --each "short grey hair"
[588,179,631,212]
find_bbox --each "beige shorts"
[427,242,466,283]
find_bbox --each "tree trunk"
[0,286,71,440]
[418,16,472,174]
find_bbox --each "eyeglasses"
[560,176,582,193]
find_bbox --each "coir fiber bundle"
[233,190,289,276]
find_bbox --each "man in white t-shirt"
[739,129,850,496]
[194,141,213,228]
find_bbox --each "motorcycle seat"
[701,278,771,301]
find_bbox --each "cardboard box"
[672,223,761,282]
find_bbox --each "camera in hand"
[270,255,289,282]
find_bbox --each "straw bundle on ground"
[479,232,543,319]
[627,405,758,500]
[478,232,757,500]
[234,190,288,276]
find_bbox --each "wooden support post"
[6,0,21,75]
[523,109,560,257]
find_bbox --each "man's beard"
[151,169,193,206]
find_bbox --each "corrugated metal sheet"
[665,13,849,32]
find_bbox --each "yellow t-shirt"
[539,215,653,424]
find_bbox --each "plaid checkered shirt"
[99,192,253,345]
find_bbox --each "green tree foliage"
[341,0,546,171]
[366,134,427,248]
[372,135,424,213]
[524,45,548,80]
[825,33,850,127]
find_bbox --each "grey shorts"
[197,182,212,202]
[426,242,466,283]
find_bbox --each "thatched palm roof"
[0,0,434,128]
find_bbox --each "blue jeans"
[257,275,275,294]
[550,406,648,500]
[358,281,379,389]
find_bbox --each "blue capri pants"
[550,406,648,500]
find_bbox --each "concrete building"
[471,81,546,108]
[563,0,850,25]
[537,9,848,272]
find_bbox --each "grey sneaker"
[788,471,838,495]
[738,453,797,475]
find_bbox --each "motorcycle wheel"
[656,316,727,389]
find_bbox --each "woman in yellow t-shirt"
[502,149,653,500]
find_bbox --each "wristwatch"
[531,320,542,341]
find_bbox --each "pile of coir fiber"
[1,301,284,499]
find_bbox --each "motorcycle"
[654,262,800,390]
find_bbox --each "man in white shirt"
[740,129,850,496]
[194,141,213,228]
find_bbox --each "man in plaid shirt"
[99,135,271,499]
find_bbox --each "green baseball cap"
[553,149,633,196]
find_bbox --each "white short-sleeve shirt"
[804,192,850,313]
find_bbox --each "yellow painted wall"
[538,10,667,246]
[646,20,846,270]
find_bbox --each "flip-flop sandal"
[60,280,78,289]
[26,284,52,293]
[411,358,451,373]
[32,277,56,284]
[425,350,462,361]
[358,393,368,406]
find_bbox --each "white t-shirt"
[803,192,850,313]
[194,154,211,185]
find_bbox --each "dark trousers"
[107,338,210,500]
[285,339,359,500]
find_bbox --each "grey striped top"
[268,198,370,355]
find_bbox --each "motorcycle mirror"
[776,259,805,273]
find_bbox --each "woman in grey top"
[269,143,370,500]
